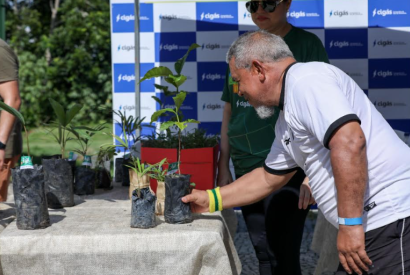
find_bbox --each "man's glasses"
[245,0,284,14]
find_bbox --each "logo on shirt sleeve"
[364,201,377,212]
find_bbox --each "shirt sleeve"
[289,70,361,149]
[264,118,299,175]
[0,46,19,83]
[221,66,232,103]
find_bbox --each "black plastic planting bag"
[115,158,123,183]
[42,158,74,208]
[68,160,76,182]
[122,158,131,186]
[131,188,156,228]
[12,165,50,230]
[74,166,96,195]
[164,174,192,224]
[96,168,112,189]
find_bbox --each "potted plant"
[43,99,82,208]
[139,44,220,192]
[110,109,146,186]
[69,124,105,195]
[148,158,168,215]
[0,102,50,230]
[95,146,116,190]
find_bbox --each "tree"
[4,0,112,127]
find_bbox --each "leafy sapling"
[150,92,199,174]
[47,98,83,158]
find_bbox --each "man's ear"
[251,60,266,82]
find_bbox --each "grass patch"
[22,124,114,165]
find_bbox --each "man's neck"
[268,58,297,106]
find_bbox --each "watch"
[0,141,6,150]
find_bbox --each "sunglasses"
[245,0,284,14]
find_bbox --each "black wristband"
[0,141,6,150]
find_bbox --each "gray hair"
[226,30,294,69]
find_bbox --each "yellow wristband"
[214,187,223,211]
[207,189,216,213]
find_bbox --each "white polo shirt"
[265,62,410,232]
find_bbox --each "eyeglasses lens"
[245,1,277,14]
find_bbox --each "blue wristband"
[338,217,362,226]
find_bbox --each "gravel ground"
[234,210,320,275]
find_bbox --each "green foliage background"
[4,0,112,127]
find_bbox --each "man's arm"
[329,121,372,275]
[216,102,233,187]
[0,80,21,168]
[182,167,296,212]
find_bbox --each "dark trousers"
[336,217,410,275]
[240,168,309,275]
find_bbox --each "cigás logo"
[373,39,407,47]
[201,43,230,50]
[329,10,362,17]
[202,103,222,110]
[159,14,190,20]
[329,40,363,48]
[200,12,234,20]
[287,11,320,18]
[116,14,135,22]
[118,74,135,82]
[372,8,407,17]
[202,73,223,81]
[236,100,251,108]
[118,45,135,51]
[119,105,135,112]
[372,70,407,78]
[159,44,190,52]
[373,100,407,108]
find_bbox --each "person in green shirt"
[217,1,329,274]
[0,38,22,202]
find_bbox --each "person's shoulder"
[290,26,323,44]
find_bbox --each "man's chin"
[255,105,276,119]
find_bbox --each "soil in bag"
[74,166,96,195]
[12,165,50,230]
[115,158,123,183]
[131,188,157,228]
[42,158,74,208]
[96,168,112,190]
[164,174,192,224]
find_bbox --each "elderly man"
[182,30,410,275]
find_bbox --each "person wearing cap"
[0,38,23,201]
[217,0,328,274]
[186,30,410,275]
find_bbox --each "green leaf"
[185,119,200,124]
[65,103,83,126]
[139,66,173,83]
[151,108,176,123]
[0,102,25,125]
[153,84,169,93]
[49,98,66,126]
[174,43,200,75]
[151,96,162,106]
[165,75,187,88]
[173,92,186,110]
[159,121,175,131]
[174,122,187,131]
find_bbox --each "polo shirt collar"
[279,62,298,111]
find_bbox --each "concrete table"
[0,184,241,275]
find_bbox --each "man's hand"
[337,225,372,275]
[181,189,210,213]
[216,165,233,187]
[298,177,315,209]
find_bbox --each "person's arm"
[217,102,233,187]
[182,167,296,213]
[0,80,21,169]
[328,121,371,275]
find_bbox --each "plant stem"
[23,125,30,157]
